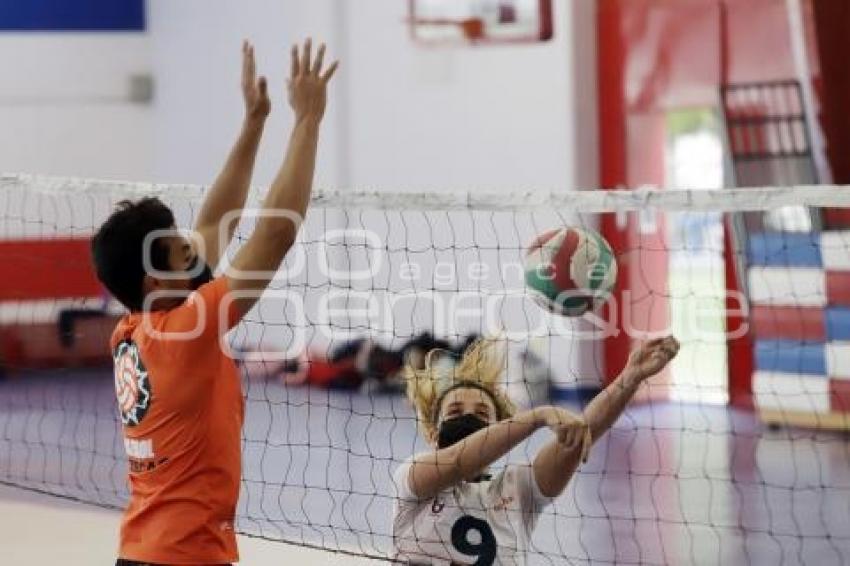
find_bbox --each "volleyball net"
[1,173,850,564]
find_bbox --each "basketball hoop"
[406,17,487,42]
[407,0,553,45]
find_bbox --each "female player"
[392,335,680,565]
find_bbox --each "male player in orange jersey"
[91,39,338,565]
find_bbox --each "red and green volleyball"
[524,227,618,317]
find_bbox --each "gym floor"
[1,369,849,565]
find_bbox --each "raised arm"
[532,336,680,497]
[194,41,271,268]
[225,39,338,317]
[584,336,679,442]
[406,406,584,500]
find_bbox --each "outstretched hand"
[242,40,271,120]
[288,38,339,121]
[627,336,680,381]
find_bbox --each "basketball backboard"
[409,0,553,45]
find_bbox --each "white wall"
[147,0,597,192]
[345,0,581,192]
[147,0,342,187]
[0,1,598,191]
[146,0,602,386]
[0,35,152,180]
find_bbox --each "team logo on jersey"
[431,497,445,514]
[113,340,151,427]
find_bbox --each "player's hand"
[241,40,271,121]
[626,336,680,381]
[288,38,339,122]
[535,406,590,451]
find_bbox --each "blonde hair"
[404,338,516,440]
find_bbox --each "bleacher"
[748,229,850,427]
[0,237,116,373]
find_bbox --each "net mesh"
[2,174,850,564]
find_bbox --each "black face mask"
[187,256,214,290]
[437,413,488,449]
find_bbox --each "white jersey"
[391,456,551,565]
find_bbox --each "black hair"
[402,332,452,355]
[90,198,175,312]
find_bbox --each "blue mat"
[825,307,850,341]
[748,232,823,268]
[754,339,827,376]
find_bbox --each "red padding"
[0,238,101,300]
[0,316,116,370]
[823,209,850,230]
[827,272,850,305]
[830,380,850,413]
[750,305,826,341]
[725,217,754,409]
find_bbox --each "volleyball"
[524,226,618,316]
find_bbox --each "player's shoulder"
[109,312,143,350]
[392,454,418,485]
[392,454,429,503]
[488,464,530,495]
[193,276,231,302]
[501,463,553,509]
[500,463,537,487]
[502,462,534,478]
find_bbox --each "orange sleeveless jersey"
[111,277,244,564]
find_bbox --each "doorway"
[665,108,729,404]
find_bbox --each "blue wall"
[0,0,144,31]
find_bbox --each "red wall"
[0,238,109,371]
[0,238,101,301]
[597,0,818,403]
[812,0,850,230]
[616,0,804,114]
